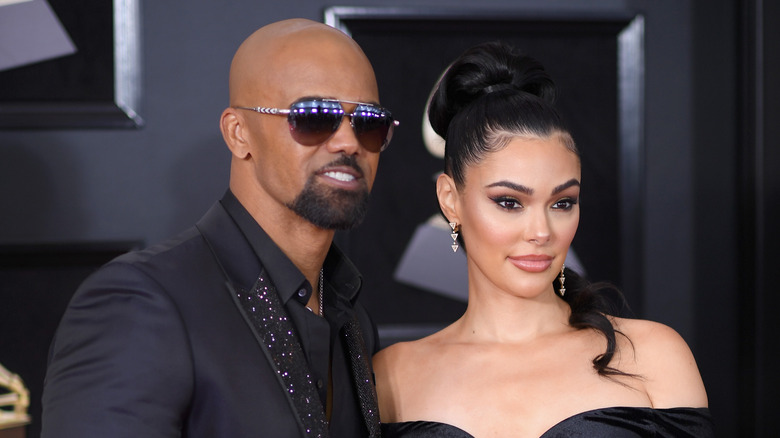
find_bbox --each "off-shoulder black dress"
[381,407,714,437]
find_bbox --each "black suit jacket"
[41,201,378,437]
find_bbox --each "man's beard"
[286,156,370,230]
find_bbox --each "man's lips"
[322,169,357,182]
[508,255,553,272]
[317,165,363,188]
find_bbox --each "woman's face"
[453,134,581,298]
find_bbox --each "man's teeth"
[324,171,355,182]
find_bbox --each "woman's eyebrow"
[486,178,580,195]
[552,179,581,195]
[486,180,533,195]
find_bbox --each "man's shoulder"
[76,227,209,290]
[117,226,205,266]
[112,201,240,273]
[86,202,253,297]
[91,228,203,279]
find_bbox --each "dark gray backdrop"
[0,1,776,436]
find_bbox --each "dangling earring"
[449,222,460,252]
[558,264,566,297]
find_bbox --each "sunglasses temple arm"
[235,106,291,116]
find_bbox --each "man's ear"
[436,173,460,225]
[220,108,251,159]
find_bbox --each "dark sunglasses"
[236,98,400,152]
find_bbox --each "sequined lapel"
[342,317,381,437]
[232,271,330,438]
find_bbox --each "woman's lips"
[508,255,553,272]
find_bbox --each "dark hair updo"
[429,41,634,379]
[428,41,578,187]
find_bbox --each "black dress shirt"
[221,190,370,436]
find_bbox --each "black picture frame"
[325,6,646,344]
[0,0,142,129]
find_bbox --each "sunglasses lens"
[288,100,344,146]
[352,105,394,152]
[285,99,395,151]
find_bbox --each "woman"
[373,42,713,437]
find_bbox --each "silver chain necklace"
[318,268,324,317]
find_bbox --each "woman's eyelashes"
[492,196,522,210]
[552,197,579,211]
[490,195,579,211]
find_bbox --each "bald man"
[41,19,397,438]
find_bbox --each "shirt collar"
[323,242,363,303]
[220,190,363,304]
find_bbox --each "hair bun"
[481,83,518,95]
[428,41,556,139]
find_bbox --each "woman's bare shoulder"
[373,337,440,422]
[374,325,453,367]
[373,340,413,374]
[612,317,683,343]
[612,317,695,359]
[612,317,709,408]
[376,327,456,371]
[374,334,439,377]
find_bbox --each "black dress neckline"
[380,406,714,437]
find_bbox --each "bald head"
[228,19,378,107]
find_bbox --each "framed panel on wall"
[326,7,645,345]
[0,0,142,129]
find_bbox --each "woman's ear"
[436,173,460,224]
[220,108,251,159]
